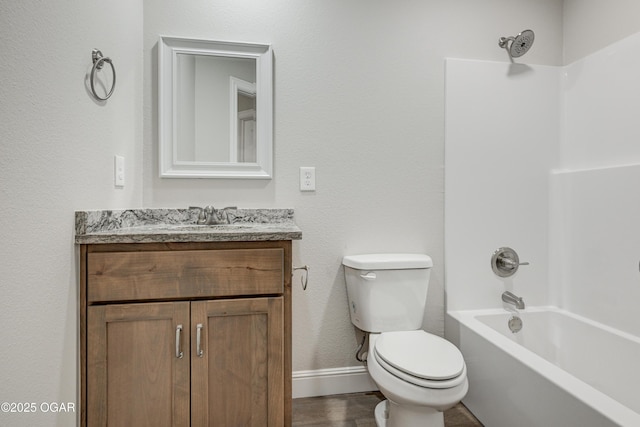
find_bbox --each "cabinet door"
[191,297,284,427]
[87,302,191,427]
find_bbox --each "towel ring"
[90,49,116,101]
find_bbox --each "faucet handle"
[188,206,208,224]
[217,206,237,224]
[501,258,529,269]
[491,247,529,277]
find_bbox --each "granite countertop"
[75,208,302,244]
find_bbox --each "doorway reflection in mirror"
[176,54,256,163]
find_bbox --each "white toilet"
[342,254,468,427]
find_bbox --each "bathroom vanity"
[75,208,301,427]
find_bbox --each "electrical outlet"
[114,155,125,187]
[299,167,315,191]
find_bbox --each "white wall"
[563,0,640,64]
[0,1,143,426]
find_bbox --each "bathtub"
[446,307,640,427]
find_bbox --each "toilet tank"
[342,254,433,333]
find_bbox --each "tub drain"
[508,315,523,333]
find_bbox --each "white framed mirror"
[158,36,273,178]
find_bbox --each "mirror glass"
[159,37,272,178]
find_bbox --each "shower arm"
[498,36,514,49]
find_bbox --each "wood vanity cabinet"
[79,241,292,427]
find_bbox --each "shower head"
[498,29,535,60]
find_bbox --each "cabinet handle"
[175,324,184,359]
[196,323,204,357]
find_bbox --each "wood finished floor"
[292,392,483,426]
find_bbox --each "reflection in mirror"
[237,94,256,162]
[159,37,272,179]
[176,55,256,163]
[230,76,256,163]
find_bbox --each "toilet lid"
[374,330,464,381]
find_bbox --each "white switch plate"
[114,155,125,187]
[299,167,315,191]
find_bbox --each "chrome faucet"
[189,205,237,225]
[502,291,525,310]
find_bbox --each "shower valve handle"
[500,258,529,269]
[491,247,528,278]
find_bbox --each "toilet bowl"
[367,332,468,427]
[342,254,468,427]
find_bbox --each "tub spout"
[502,291,525,310]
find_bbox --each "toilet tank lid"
[342,254,433,270]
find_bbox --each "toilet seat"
[374,330,466,389]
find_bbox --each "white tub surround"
[445,31,640,427]
[444,58,560,311]
[447,308,640,427]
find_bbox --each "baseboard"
[292,366,378,398]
